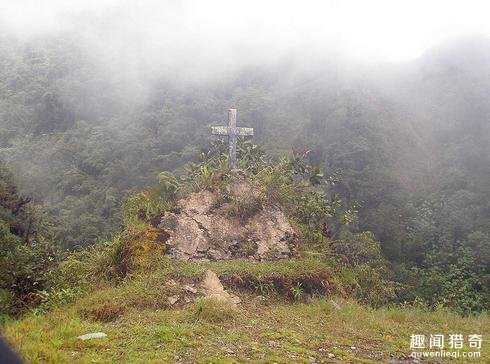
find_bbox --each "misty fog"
[1,1,489,356]
[1,1,489,239]
[3,1,489,80]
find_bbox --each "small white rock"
[77,332,107,340]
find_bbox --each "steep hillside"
[1,34,489,260]
[3,146,489,362]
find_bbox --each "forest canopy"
[0,29,489,314]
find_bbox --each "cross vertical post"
[228,108,237,169]
[210,108,254,170]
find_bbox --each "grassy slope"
[3,258,489,363]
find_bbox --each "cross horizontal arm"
[211,126,229,135]
[236,127,254,136]
[211,126,254,136]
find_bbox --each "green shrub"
[400,244,489,314]
[123,173,179,226]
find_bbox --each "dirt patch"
[80,303,125,322]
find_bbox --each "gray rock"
[167,295,180,305]
[200,269,241,306]
[183,284,197,294]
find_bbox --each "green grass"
[4,297,488,363]
[2,257,489,363]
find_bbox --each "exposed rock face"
[158,182,296,261]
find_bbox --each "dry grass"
[79,302,126,323]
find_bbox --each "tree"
[0,160,57,316]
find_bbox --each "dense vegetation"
[0,30,489,316]
[0,160,57,317]
[4,145,488,362]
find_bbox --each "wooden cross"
[211,108,254,169]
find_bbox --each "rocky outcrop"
[200,270,241,305]
[165,270,240,307]
[158,181,296,261]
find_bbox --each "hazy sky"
[1,0,489,63]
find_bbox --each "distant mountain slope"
[0,33,488,312]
